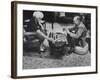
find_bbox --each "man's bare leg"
[74,43,89,55]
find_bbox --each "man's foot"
[66,47,74,56]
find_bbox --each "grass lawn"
[23,51,91,69]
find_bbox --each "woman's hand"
[48,38,55,44]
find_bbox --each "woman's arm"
[36,29,55,43]
[37,30,49,40]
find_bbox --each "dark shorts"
[67,34,80,47]
[32,32,45,44]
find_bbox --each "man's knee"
[74,44,89,55]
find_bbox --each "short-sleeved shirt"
[27,17,41,32]
[25,17,45,41]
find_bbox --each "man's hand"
[63,28,67,36]
[66,28,70,34]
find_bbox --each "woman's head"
[33,11,45,23]
[33,11,44,20]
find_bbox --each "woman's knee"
[42,39,49,48]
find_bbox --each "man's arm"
[66,24,75,29]
[67,27,84,39]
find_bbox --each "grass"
[23,51,91,69]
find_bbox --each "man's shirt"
[70,22,87,39]
[69,22,87,47]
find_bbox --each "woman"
[24,11,55,56]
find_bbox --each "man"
[24,11,55,54]
[66,16,89,55]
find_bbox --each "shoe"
[40,48,45,52]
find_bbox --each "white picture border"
[16,3,97,77]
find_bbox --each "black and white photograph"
[11,1,97,78]
[23,10,91,69]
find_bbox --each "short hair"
[73,16,81,21]
[33,11,44,19]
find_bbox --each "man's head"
[73,16,81,25]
